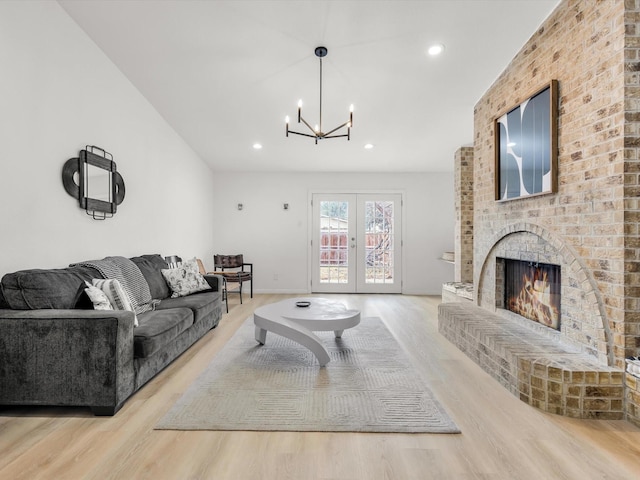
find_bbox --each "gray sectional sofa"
[0,254,223,415]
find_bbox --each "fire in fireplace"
[503,258,561,330]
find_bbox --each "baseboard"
[254,289,310,295]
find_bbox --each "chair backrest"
[214,254,244,270]
[164,255,183,269]
[196,258,207,275]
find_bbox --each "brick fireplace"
[478,224,611,365]
[440,222,624,419]
[440,0,640,425]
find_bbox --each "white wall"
[0,1,215,277]
[0,1,455,292]
[212,172,454,295]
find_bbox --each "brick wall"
[474,0,632,367]
[454,147,474,283]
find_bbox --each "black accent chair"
[213,254,253,312]
[164,255,182,268]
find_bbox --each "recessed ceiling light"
[427,44,445,56]
[364,143,374,150]
[252,143,263,150]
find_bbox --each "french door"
[311,193,402,293]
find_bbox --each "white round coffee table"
[253,297,360,366]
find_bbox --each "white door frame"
[356,193,403,294]
[310,193,358,293]
[308,190,404,294]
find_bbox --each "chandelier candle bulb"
[285,116,289,136]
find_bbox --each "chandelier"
[285,46,353,144]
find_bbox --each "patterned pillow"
[91,278,139,327]
[161,258,210,298]
[84,282,113,311]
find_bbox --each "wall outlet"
[273,273,279,281]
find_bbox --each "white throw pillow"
[84,282,113,311]
[161,257,210,298]
[91,278,139,327]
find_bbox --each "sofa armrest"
[0,309,136,415]
[203,274,223,292]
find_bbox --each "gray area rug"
[156,316,460,433]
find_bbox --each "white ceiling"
[58,0,559,173]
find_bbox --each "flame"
[508,268,560,329]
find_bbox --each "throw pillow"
[84,281,113,311]
[91,278,139,327]
[161,257,210,298]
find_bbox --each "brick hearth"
[439,302,623,419]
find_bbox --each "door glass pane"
[364,201,394,284]
[319,201,349,284]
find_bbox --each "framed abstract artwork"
[495,80,558,201]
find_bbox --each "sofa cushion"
[0,266,102,310]
[134,307,194,358]
[156,290,220,324]
[0,285,10,309]
[129,254,171,300]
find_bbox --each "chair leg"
[239,281,243,304]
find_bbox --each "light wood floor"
[1,294,640,479]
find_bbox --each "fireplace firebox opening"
[499,258,561,330]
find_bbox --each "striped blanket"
[71,256,157,314]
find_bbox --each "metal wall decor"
[62,145,125,220]
[285,46,353,144]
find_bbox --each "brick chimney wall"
[454,146,474,283]
[472,0,636,368]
